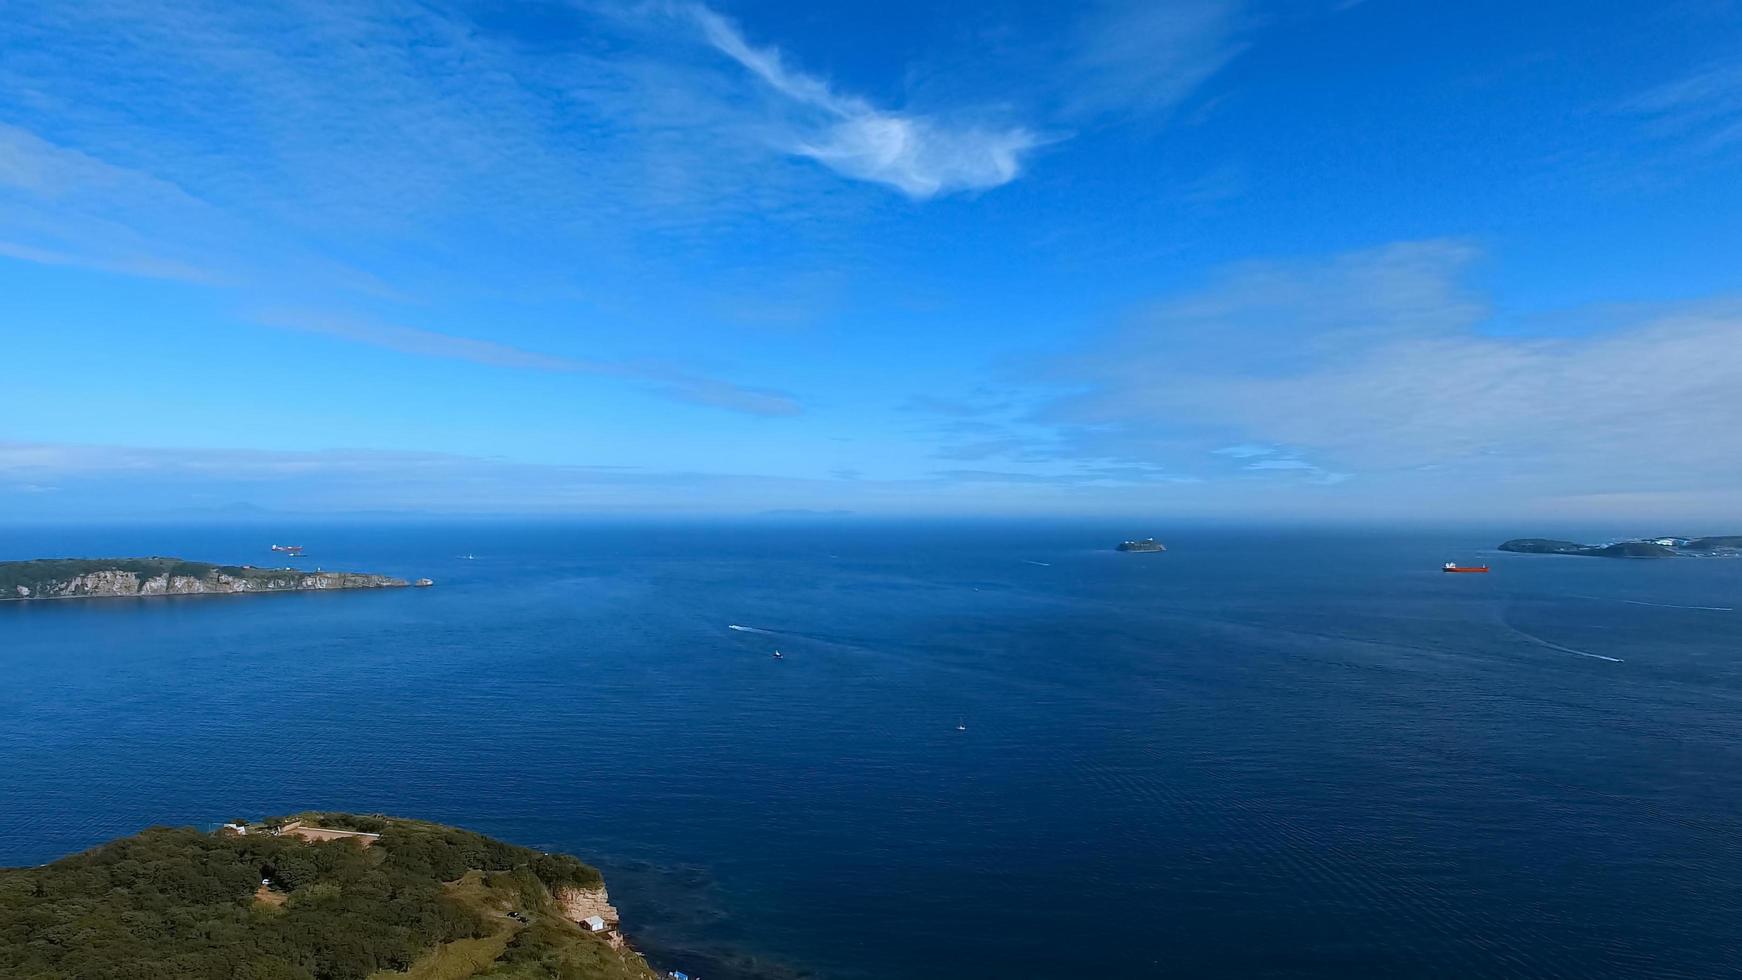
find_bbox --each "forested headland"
[0,813,651,980]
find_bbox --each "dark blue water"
[3,522,1740,979]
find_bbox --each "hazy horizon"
[0,510,1713,545]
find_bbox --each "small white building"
[222,822,249,836]
[580,915,607,933]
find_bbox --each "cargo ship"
[1442,562,1489,573]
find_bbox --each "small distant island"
[0,557,412,601]
[1498,536,1742,559]
[0,812,656,980]
[1117,538,1167,553]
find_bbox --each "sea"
[2,521,1739,979]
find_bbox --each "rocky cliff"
[0,557,408,600]
[556,883,629,950]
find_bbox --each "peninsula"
[0,557,410,600]
[0,812,656,980]
[1498,536,1742,559]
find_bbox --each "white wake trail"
[1508,623,1623,663]
[1570,595,1733,613]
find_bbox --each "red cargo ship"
[1442,562,1489,573]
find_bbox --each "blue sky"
[3,0,1740,521]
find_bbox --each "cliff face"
[3,563,406,600]
[556,883,628,950]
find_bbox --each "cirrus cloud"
[249,307,802,417]
[690,5,1043,198]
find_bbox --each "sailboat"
[955,719,967,732]
[772,650,783,660]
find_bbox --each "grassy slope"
[371,871,655,980]
[367,875,518,980]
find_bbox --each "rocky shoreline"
[0,557,411,601]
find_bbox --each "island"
[0,557,411,600]
[0,812,657,980]
[1116,538,1167,552]
[1498,536,1742,559]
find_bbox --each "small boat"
[772,650,783,660]
[1443,562,1490,573]
[955,719,967,731]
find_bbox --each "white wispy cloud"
[250,309,609,374]
[0,123,230,284]
[1042,239,1742,510]
[249,308,801,417]
[0,0,895,298]
[1623,60,1742,153]
[1064,0,1250,119]
[0,4,821,418]
[0,238,217,284]
[690,5,1042,198]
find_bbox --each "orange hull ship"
[1443,562,1489,573]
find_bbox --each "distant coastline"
[0,557,413,601]
[1498,536,1742,559]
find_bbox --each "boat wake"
[728,622,885,649]
[1023,560,1052,567]
[1508,624,1624,663]
[1571,595,1732,613]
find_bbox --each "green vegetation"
[1496,538,1592,555]
[475,920,653,980]
[0,557,249,594]
[0,814,648,980]
[1683,536,1742,550]
[1498,536,1686,560]
[1498,538,1680,558]
[0,558,403,600]
[1498,535,1742,558]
